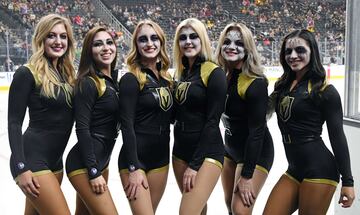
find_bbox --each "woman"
[264,29,355,214]
[8,14,75,214]
[66,26,119,215]
[118,20,173,215]
[172,18,227,215]
[215,23,274,215]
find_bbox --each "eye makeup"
[285,46,307,55]
[92,39,114,47]
[179,33,199,41]
[137,34,160,43]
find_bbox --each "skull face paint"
[178,27,201,59]
[284,37,311,73]
[221,30,246,62]
[136,24,161,60]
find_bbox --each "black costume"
[66,70,120,180]
[222,69,274,178]
[8,65,73,179]
[276,79,353,186]
[118,66,173,173]
[172,57,227,171]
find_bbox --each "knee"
[224,195,232,210]
[232,204,252,215]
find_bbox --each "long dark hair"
[77,26,117,88]
[275,29,326,100]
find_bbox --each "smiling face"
[136,24,161,60]
[285,37,311,73]
[178,26,201,60]
[221,30,246,62]
[91,31,116,69]
[44,23,68,62]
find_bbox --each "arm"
[8,66,40,197]
[8,67,35,176]
[241,78,268,178]
[188,67,227,170]
[118,73,141,170]
[74,77,100,180]
[322,85,355,207]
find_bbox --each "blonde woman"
[118,20,173,215]
[215,23,274,215]
[8,14,75,214]
[172,18,227,215]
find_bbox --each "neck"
[50,58,58,71]
[100,66,111,78]
[187,57,196,71]
[295,68,307,82]
[227,60,243,71]
[141,57,157,72]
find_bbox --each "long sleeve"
[8,67,35,176]
[189,68,227,170]
[74,77,100,179]
[241,79,268,178]
[322,85,353,186]
[118,73,141,170]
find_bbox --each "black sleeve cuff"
[341,176,354,187]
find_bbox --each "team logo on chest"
[279,95,294,122]
[156,87,173,111]
[174,82,191,105]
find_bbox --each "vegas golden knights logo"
[279,95,294,122]
[175,82,191,105]
[156,87,173,111]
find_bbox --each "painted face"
[221,30,246,62]
[285,37,311,73]
[92,31,116,68]
[44,23,68,60]
[178,27,201,59]
[136,24,161,60]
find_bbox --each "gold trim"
[303,178,338,187]
[284,172,300,184]
[148,165,169,174]
[119,168,146,175]
[53,169,64,175]
[224,156,236,163]
[237,73,256,100]
[204,158,223,169]
[200,61,218,87]
[0,86,10,91]
[236,163,269,175]
[67,168,87,178]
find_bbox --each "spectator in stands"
[215,22,274,215]
[66,26,119,215]
[118,19,173,215]
[172,18,227,215]
[7,14,75,214]
[264,29,355,214]
[4,56,14,72]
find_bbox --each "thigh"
[147,167,169,212]
[120,172,154,215]
[263,174,299,215]
[298,181,336,215]
[27,173,70,215]
[232,166,268,215]
[221,157,236,211]
[172,157,188,192]
[70,173,118,215]
[180,161,221,215]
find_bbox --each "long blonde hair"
[216,23,266,80]
[173,18,213,80]
[28,14,76,106]
[126,20,171,89]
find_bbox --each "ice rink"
[0,76,345,215]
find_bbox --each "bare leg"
[221,158,236,213]
[146,167,169,212]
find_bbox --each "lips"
[51,47,64,52]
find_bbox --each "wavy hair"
[173,18,213,80]
[28,13,75,106]
[77,26,117,89]
[126,20,171,89]
[275,29,326,100]
[216,22,266,82]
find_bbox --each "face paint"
[136,24,161,60]
[178,27,201,59]
[285,37,311,73]
[221,30,246,62]
[92,31,116,69]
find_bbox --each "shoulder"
[238,74,266,99]
[13,65,36,85]
[200,61,224,86]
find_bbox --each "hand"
[182,167,197,193]
[89,175,107,194]
[234,177,256,207]
[16,170,40,198]
[338,186,355,208]
[125,170,148,201]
